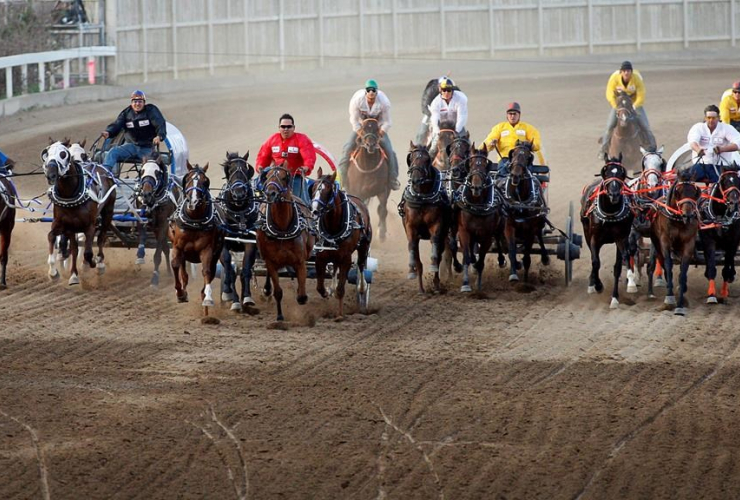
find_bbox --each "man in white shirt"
[686,104,740,183]
[337,79,400,190]
[428,77,468,159]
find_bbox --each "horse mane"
[439,119,456,132]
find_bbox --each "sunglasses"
[280,124,294,129]
[131,99,145,103]
[734,90,740,94]
[440,88,453,93]
[366,88,377,93]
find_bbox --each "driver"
[686,104,740,183]
[481,102,545,178]
[255,113,316,205]
[337,79,400,190]
[0,148,12,175]
[101,90,167,176]
[719,81,740,132]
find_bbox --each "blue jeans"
[103,142,153,176]
[496,158,511,178]
[257,168,311,206]
[685,162,720,183]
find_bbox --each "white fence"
[105,0,737,82]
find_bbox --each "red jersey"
[255,132,316,176]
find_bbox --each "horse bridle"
[670,181,700,217]
[225,158,253,204]
[357,118,381,152]
[311,177,338,216]
[509,147,533,187]
[465,154,494,194]
[263,166,293,202]
[407,149,434,187]
[184,167,210,209]
[448,137,470,179]
[601,161,629,202]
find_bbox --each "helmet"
[130,90,146,101]
[506,102,521,113]
[365,79,378,90]
[439,78,455,91]
[620,61,633,71]
[732,81,740,92]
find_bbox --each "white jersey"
[429,91,468,134]
[687,121,740,165]
[348,89,392,133]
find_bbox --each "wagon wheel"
[564,201,575,286]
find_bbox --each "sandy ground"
[2,52,740,499]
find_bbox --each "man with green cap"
[337,79,400,190]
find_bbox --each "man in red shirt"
[255,113,316,204]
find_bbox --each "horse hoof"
[230,302,243,312]
[706,296,718,304]
[627,284,638,294]
[664,296,677,306]
[407,272,417,280]
[202,298,215,307]
[276,314,285,322]
[0,283,6,290]
[541,256,550,266]
[97,263,106,275]
[674,307,687,316]
[49,270,60,281]
[609,298,619,309]
[68,275,80,286]
[297,295,308,305]
[587,286,596,294]
[460,284,472,293]
[135,257,145,265]
[654,277,667,288]
[243,297,256,307]
[509,274,519,282]
[178,294,188,303]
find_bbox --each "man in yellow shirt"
[599,61,656,156]
[720,81,740,131]
[481,102,545,178]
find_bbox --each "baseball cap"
[507,102,521,113]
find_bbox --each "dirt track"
[3,55,740,499]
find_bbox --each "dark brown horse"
[580,154,633,308]
[0,156,17,289]
[499,140,549,283]
[400,141,451,293]
[311,168,372,317]
[344,116,390,241]
[432,119,458,171]
[608,89,643,173]
[648,175,702,315]
[137,154,180,287]
[216,151,260,312]
[42,141,116,285]
[698,166,740,303]
[257,166,315,321]
[168,162,224,315]
[455,143,503,293]
[442,133,472,279]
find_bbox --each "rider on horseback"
[428,77,468,159]
[481,102,545,178]
[599,61,656,156]
[337,79,400,190]
[0,148,13,175]
[415,76,462,145]
[101,90,167,176]
[685,104,740,183]
[255,113,316,205]
[720,81,740,132]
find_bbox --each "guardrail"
[0,45,116,100]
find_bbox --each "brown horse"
[698,166,740,303]
[311,168,372,317]
[432,119,458,171]
[257,166,315,321]
[580,154,634,308]
[442,133,472,279]
[344,116,390,241]
[455,142,503,293]
[400,141,451,293]
[608,89,644,173]
[168,161,224,315]
[42,141,116,285]
[137,154,180,287]
[0,157,17,289]
[499,140,549,283]
[648,175,702,315]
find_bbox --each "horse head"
[140,154,166,207]
[615,89,636,126]
[600,153,627,205]
[310,166,338,218]
[435,119,457,169]
[406,141,434,192]
[508,140,534,187]
[358,116,381,154]
[639,146,666,200]
[718,164,740,215]
[669,175,701,223]
[69,139,88,163]
[222,151,254,206]
[263,165,292,204]
[465,142,494,198]
[447,133,471,185]
[41,141,74,185]
[183,161,211,215]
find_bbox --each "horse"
[168,161,224,315]
[137,154,180,287]
[256,166,315,321]
[0,157,17,289]
[432,119,458,171]
[648,175,702,315]
[215,151,260,312]
[626,146,667,292]
[400,141,451,293]
[499,140,549,283]
[311,168,372,317]
[344,115,390,241]
[580,154,634,308]
[455,142,503,293]
[608,89,644,172]
[441,133,473,279]
[698,165,740,303]
[42,141,117,285]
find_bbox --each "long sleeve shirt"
[720,93,740,124]
[606,70,646,109]
[429,91,468,134]
[480,121,545,164]
[687,121,740,165]
[348,89,392,133]
[255,132,317,176]
[105,104,167,147]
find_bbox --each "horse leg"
[653,247,666,287]
[200,249,216,312]
[506,223,519,282]
[431,227,445,292]
[171,248,188,302]
[587,237,604,294]
[703,236,718,304]
[82,222,96,270]
[413,237,424,293]
[356,239,370,314]
[378,192,389,242]
[96,204,114,275]
[537,228,550,266]
[721,239,738,299]
[475,240,488,292]
[68,232,81,285]
[47,228,61,280]
[315,253,329,299]
[610,243,625,309]
[335,259,351,318]
[522,239,533,283]
[406,226,419,279]
[0,230,10,289]
[220,247,236,304]
[267,264,284,321]
[136,221,147,265]
[295,258,309,306]
[242,244,258,308]
[662,240,676,308]
[675,252,691,316]
[460,231,472,293]
[626,230,639,292]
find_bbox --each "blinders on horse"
[406,147,434,187]
[224,157,254,205]
[465,154,495,195]
[42,142,73,183]
[262,166,293,203]
[311,175,338,217]
[358,118,381,153]
[184,166,211,210]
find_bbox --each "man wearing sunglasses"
[337,79,400,190]
[101,90,167,176]
[719,81,740,132]
[428,77,468,160]
[255,113,316,205]
[481,102,545,179]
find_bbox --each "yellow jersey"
[606,70,646,109]
[720,92,740,124]
[481,121,545,165]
